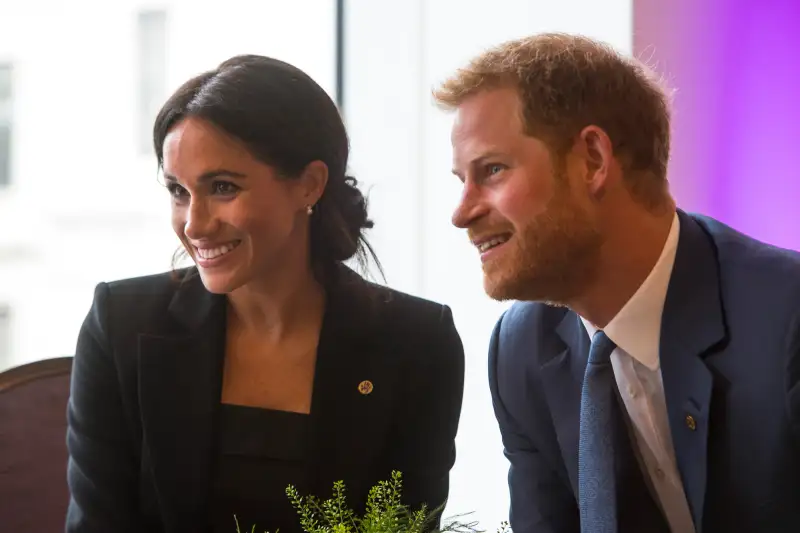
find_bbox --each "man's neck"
[569,203,676,328]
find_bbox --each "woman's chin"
[197,268,244,295]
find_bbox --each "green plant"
[234,470,504,533]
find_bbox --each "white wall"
[344,0,633,525]
[0,0,336,368]
[0,0,633,525]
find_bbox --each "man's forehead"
[452,100,522,158]
[454,89,521,130]
[450,134,515,176]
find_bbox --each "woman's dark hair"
[153,54,382,284]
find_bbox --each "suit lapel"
[307,269,397,499]
[659,211,726,533]
[138,271,227,533]
[135,266,399,527]
[540,210,725,531]
[539,310,590,493]
[544,308,670,530]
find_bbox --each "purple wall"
[634,0,800,250]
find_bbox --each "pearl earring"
[306,205,314,215]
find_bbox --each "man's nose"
[451,183,486,229]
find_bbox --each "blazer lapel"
[540,310,590,494]
[307,268,397,500]
[138,271,227,533]
[135,266,402,526]
[659,211,726,533]
[544,309,669,530]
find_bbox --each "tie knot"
[588,330,617,365]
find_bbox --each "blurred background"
[0,0,797,526]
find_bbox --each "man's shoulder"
[692,213,800,265]
[691,213,800,294]
[688,213,800,329]
[492,301,572,359]
[502,299,572,327]
[500,300,568,332]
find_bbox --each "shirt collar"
[580,212,680,370]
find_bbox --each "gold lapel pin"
[358,380,374,395]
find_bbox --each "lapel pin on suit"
[358,380,373,395]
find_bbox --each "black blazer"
[65,266,465,533]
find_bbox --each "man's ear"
[576,125,615,198]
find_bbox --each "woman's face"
[162,117,326,294]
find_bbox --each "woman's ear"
[297,160,329,208]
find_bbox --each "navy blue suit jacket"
[488,210,800,532]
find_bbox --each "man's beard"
[483,188,603,304]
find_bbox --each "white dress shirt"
[580,213,695,533]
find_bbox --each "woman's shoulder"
[96,269,192,309]
[336,267,447,321]
[88,267,202,335]
[340,273,464,381]
[335,267,457,348]
[372,284,449,324]
[101,267,192,297]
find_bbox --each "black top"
[211,405,311,533]
[65,265,465,533]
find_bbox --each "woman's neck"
[226,263,326,341]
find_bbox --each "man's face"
[450,87,603,303]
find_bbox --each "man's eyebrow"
[471,152,505,165]
[451,151,507,177]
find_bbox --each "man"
[434,33,800,533]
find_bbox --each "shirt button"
[627,385,637,398]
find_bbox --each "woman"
[65,55,465,533]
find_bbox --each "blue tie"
[578,330,620,533]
